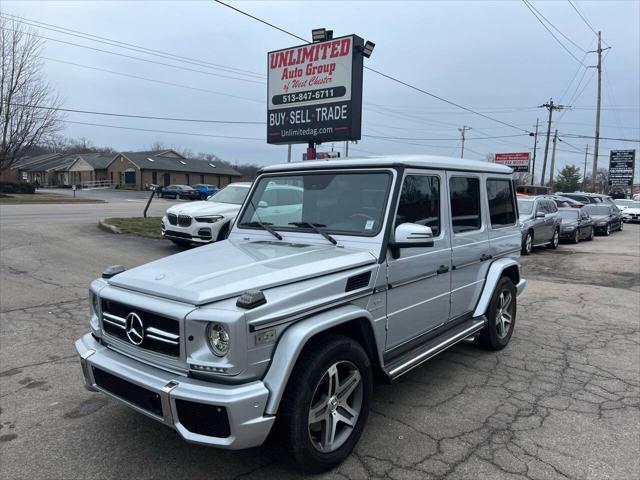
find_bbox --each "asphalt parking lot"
[1,199,639,480]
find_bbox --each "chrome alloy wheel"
[495,289,514,339]
[525,233,533,254]
[308,361,363,453]
[552,230,559,248]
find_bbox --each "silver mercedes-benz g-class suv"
[76,155,525,472]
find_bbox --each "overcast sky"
[2,0,639,179]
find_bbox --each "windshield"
[584,205,611,216]
[517,199,534,215]
[238,172,392,236]
[558,209,579,220]
[208,185,248,204]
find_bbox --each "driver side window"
[396,175,440,236]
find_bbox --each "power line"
[62,119,265,141]
[42,57,263,104]
[362,133,528,142]
[9,103,266,124]
[522,0,585,65]
[522,0,587,53]
[567,0,609,47]
[0,24,265,84]
[212,0,532,134]
[0,12,265,78]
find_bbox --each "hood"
[166,201,240,217]
[589,214,609,221]
[623,208,640,214]
[107,240,377,305]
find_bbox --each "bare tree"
[1,16,64,169]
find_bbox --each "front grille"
[178,215,192,227]
[168,213,177,226]
[101,300,180,357]
[93,367,162,416]
[175,399,230,438]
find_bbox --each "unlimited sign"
[267,35,364,145]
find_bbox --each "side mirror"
[258,200,268,208]
[535,212,546,218]
[389,223,434,259]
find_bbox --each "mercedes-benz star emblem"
[125,312,145,345]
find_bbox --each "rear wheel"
[587,227,595,241]
[618,221,623,231]
[278,334,372,474]
[176,194,182,200]
[547,228,560,249]
[522,231,533,255]
[475,276,517,350]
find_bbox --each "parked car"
[516,185,551,196]
[610,190,626,199]
[159,184,200,200]
[583,204,622,235]
[589,193,616,206]
[161,183,251,246]
[556,192,601,204]
[619,201,640,223]
[193,183,220,200]
[548,194,583,209]
[557,208,594,243]
[76,155,526,473]
[517,196,562,255]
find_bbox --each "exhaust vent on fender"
[345,272,371,292]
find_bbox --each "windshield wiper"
[289,221,337,246]
[239,221,283,241]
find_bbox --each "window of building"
[486,179,516,228]
[449,177,481,233]
[185,174,190,185]
[152,171,157,184]
[396,175,440,236]
[124,170,136,185]
[200,174,205,183]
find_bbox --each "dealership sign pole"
[267,29,373,160]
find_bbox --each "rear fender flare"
[473,258,521,318]
[262,304,375,415]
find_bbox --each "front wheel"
[475,276,517,350]
[522,231,533,255]
[604,224,611,236]
[618,221,623,231]
[572,230,579,244]
[547,228,560,249]
[278,334,372,474]
[587,227,595,241]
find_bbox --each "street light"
[361,40,376,58]
[312,28,332,42]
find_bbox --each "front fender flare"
[262,304,374,415]
[472,258,525,318]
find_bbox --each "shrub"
[0,182,36,194]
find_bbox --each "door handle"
[480,254,492,262]
[436,265,449,275]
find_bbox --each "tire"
[604,224,611,236]
[278,334,372,474]
[618,221,623,231]
[216,223,230,241]
[547,228,560,249]
[169,239,190,247]
[475,276,517,350]
[572,230,579,244]
[176,194,182,200]
[521,231,533,255]
[587,227,594,241]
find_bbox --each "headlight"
[597,221,607,226]
[90,291,100,315]
[195,215,224,224]
[207,323,230,356]
[564,226,575,231]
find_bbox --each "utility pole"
[582,144,589,190]
[287,144,292,163]
[345,141,349,158]
[530,118,539,185]
[549,129,558,187]
[591,31,605,192]
[539,99,567,186]
[459,125,471,158]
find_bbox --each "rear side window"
[486,179,516,228]
[396,175,440,236]
[449,177,481,233]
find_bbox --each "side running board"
[383,316,487,381]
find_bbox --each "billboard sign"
[494,152,530,172]
[267,35,364,145]
[608,150,635,187]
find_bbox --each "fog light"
[207,323,230,357]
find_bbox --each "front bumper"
[559,229,576,239]
[161,218,223,244]
[75,333,275,449]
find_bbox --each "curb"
[98,219,122,234]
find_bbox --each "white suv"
[161,182,251,246]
